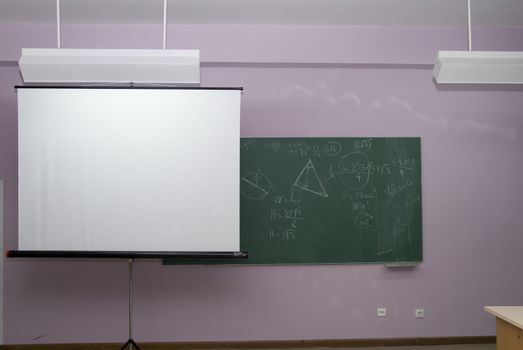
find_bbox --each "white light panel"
[19,48,200,84]
[434,51,523,84]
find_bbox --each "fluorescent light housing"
[434,51,523,84]
[19,48,200,84]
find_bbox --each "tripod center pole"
[128,258,134,348]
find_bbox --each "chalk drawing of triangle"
[292,159,329,198]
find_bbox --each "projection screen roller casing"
[18,87,241,252]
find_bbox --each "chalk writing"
[384,179,413,200]
[268,228,296,241]
[240,170,273,200]
[355,210,376,231]
[354,138,372,151]
[343,188,377,211]
[270,207,304,222]
[323,141,342,156]
[291,159,329,198]
[237,137,421,263]
[273,195,300,204]
[289,142,322,158]
[377,193,419,257]
[338,151,370,190]
[240,139,256,153]
[370,162,391,175]
[264,141,281,153]
[391,157,415,170]
[351,188,377,230]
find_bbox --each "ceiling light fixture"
[18,0,200,85]
[19,48,200,84]
[433,0,523,84]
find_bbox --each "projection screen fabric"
[18,87,241,252]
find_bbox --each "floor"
[272,346,496,350]
[224,346,497,350]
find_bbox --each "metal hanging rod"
[163,0,168,49]
[56,0,61,48]
[467,0,472,51]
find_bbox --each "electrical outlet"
[415,308,425,318]
[377,308,387,317]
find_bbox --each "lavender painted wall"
[1,22,523,345]
[5,23,523,63]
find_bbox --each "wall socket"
[415,308,425,318]
[377,308,387,317]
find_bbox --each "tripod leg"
[130,338,141,350]
[119,338,141,350]
[119,338,132,350]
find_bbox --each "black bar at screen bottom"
[5,250,248,259]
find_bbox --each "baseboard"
[0,336,496,350]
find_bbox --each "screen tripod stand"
[121,258,140,350]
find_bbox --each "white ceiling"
[0,0,522,27]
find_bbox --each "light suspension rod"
[56,0,61,48]
[467,0,472,51]
[163,0,168,49]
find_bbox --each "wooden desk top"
[485,306,523,330]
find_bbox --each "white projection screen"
[18,87,241,253]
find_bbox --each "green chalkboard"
[166,137,422,265]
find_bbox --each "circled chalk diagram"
[323,141,342,156]
[338,151,370,190]
[240,139,256,153]
[241,171,272,200]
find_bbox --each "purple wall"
[1,23,523,345]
